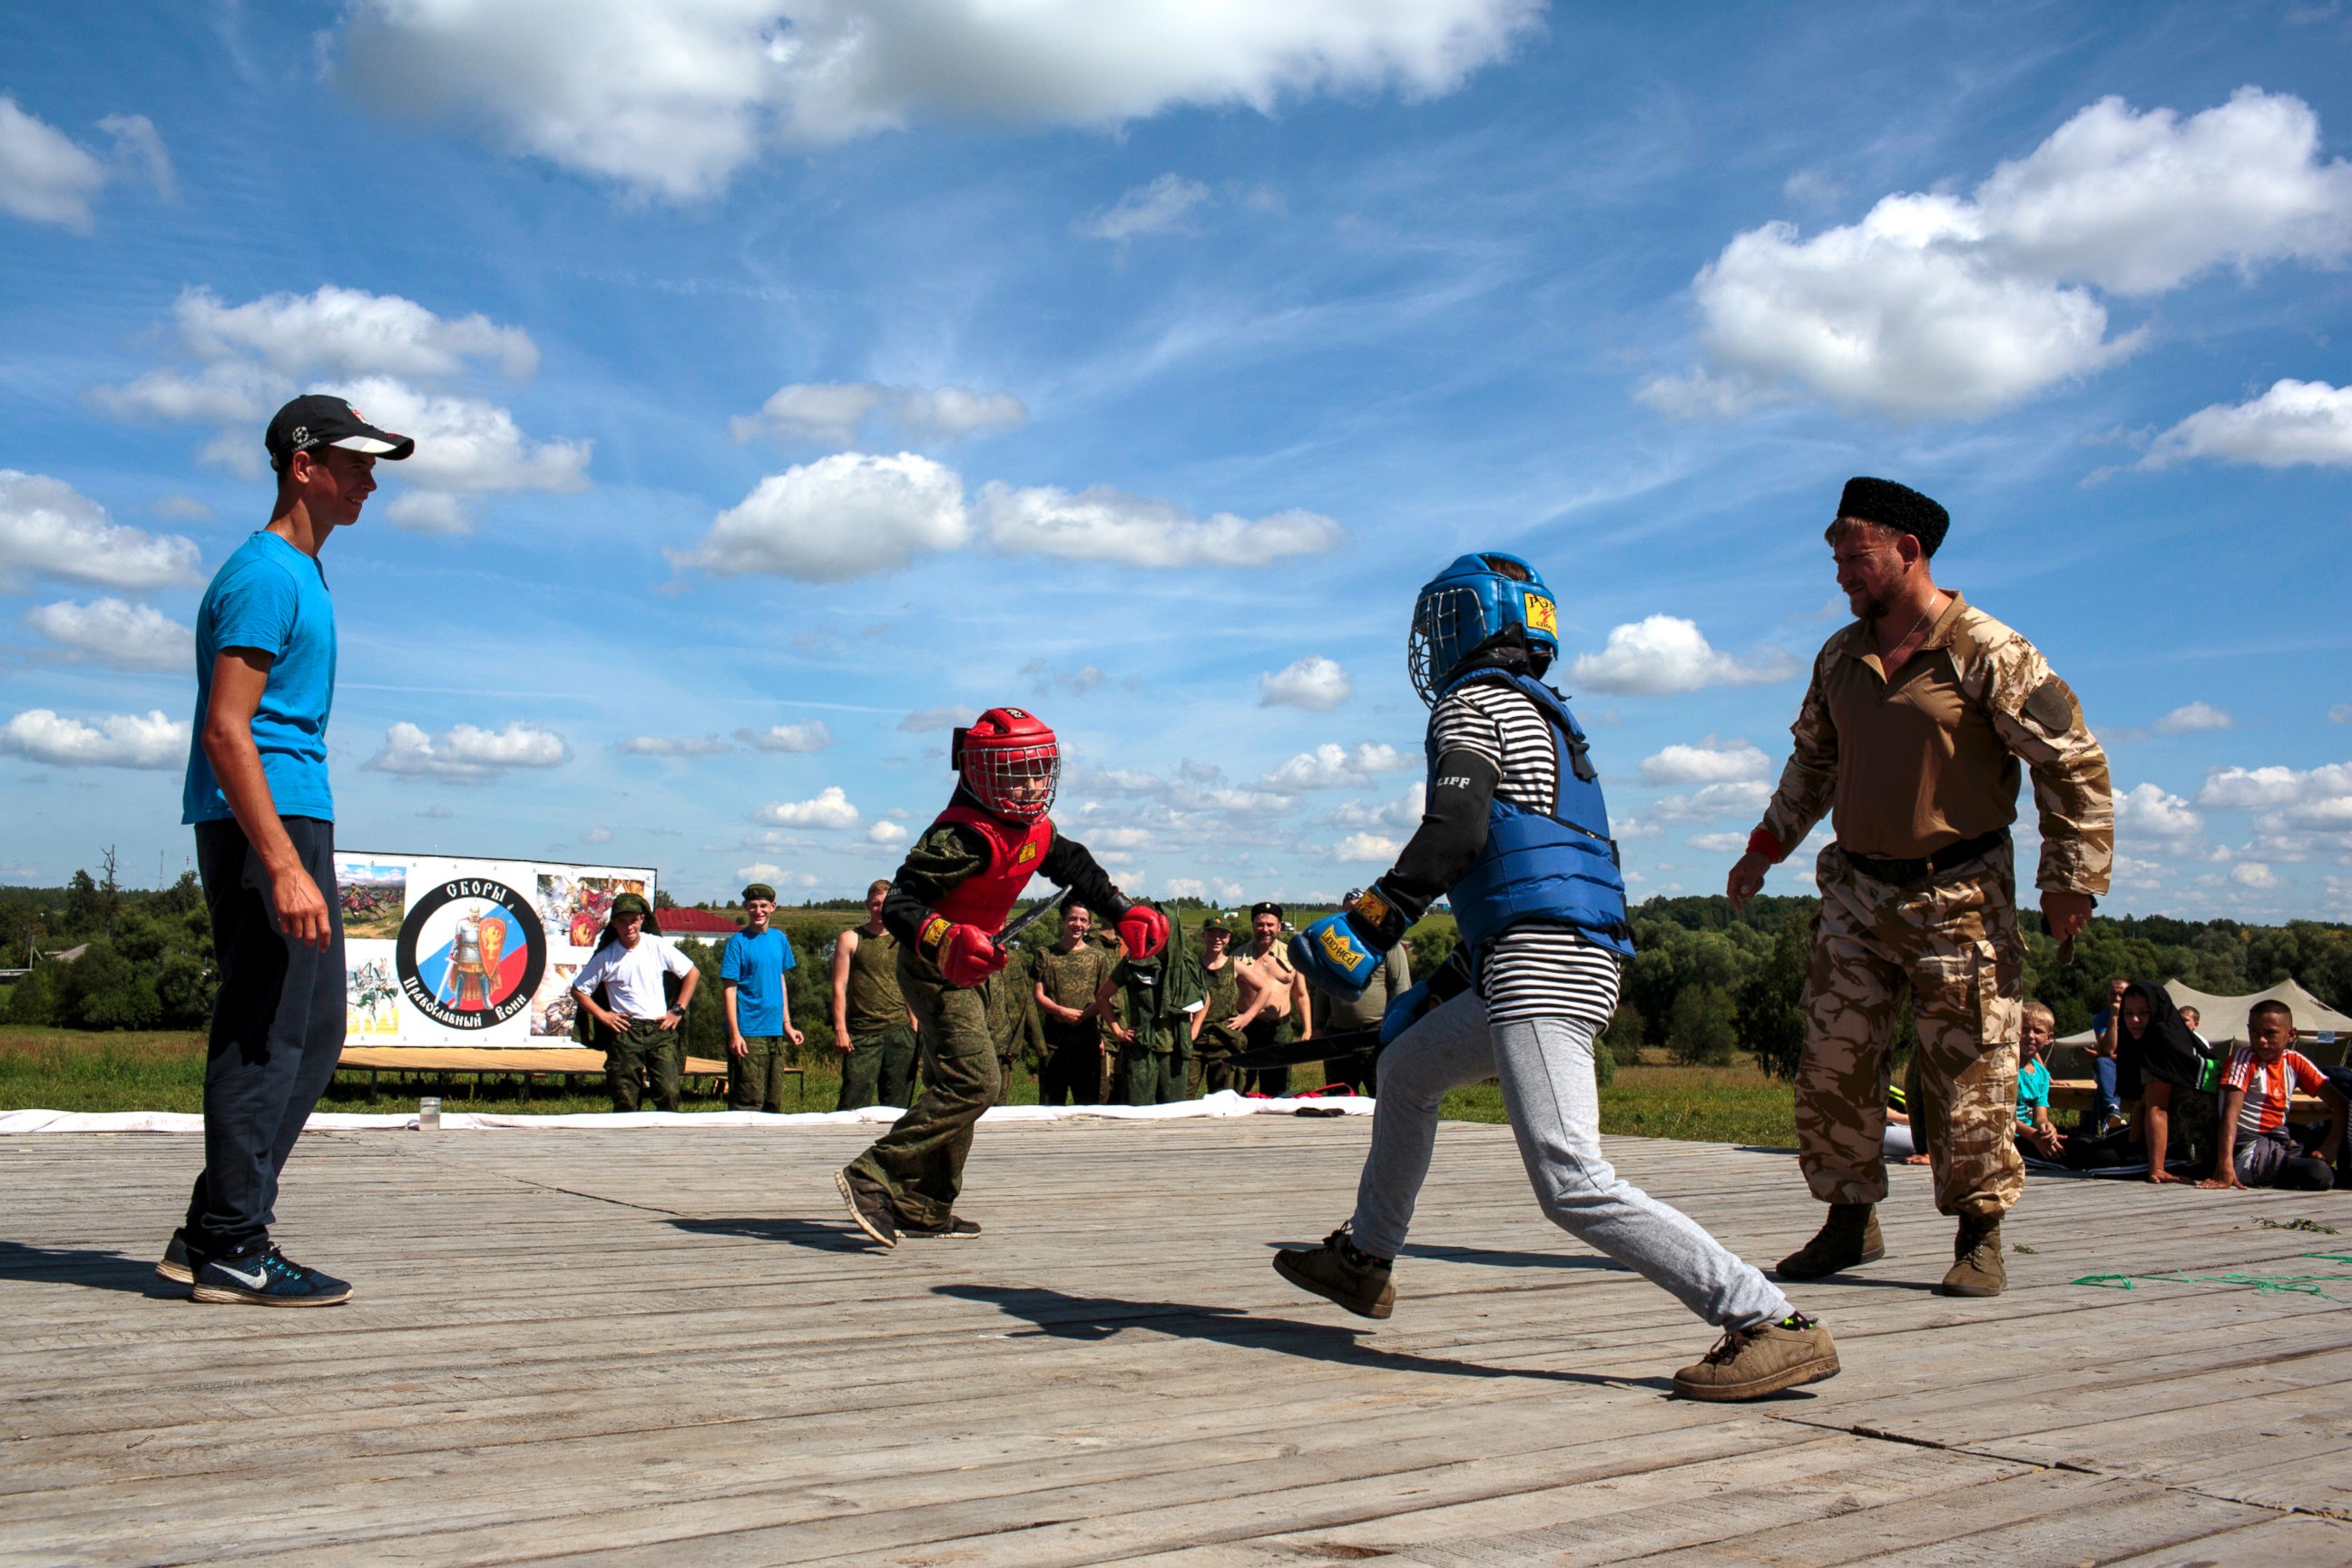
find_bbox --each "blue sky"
[3,1,2348,916]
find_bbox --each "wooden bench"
[2047,1077,2328,1118]
[338,1046,805,1107]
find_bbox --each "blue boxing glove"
[1290,915,1380,1000]
[1381,947,1473,1045]
[1379,979,1433,1046]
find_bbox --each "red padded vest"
[926,803,1054,933]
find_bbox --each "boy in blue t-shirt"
[721,882,805,1112]
[158,395,412,1308]
[2014,1002,2065,1161]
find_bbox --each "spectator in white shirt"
[572,892,700,1111]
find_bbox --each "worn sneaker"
[1272,1227,1395,1320]
[191,1245,353,1307]
[899,1215,982,1240]
[835,1168,898,1249]
[155,1227,198,1285]
[1671,1314,1840,1401]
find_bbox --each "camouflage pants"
[846,954,997,1230]
[1798,842,2024,1219]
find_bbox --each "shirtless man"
[1229,901,1310,1094]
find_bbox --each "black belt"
[1843,828,2008,887]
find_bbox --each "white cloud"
[337,0,1540,201]
[23,598,191,671]
[899,705,978,732]
[738,720,833,752]
[2114,782,2205,844]
[2196,760,2352,862]
[977,481,1343,568]
[151,495,213,522]
[0,97,162,231]
[2141,378,2352,470]
[866,820,908,846]
[2231,861,2282,888]
[1259,742,1412,791]
[1686,831,1749,855]
[1648,89,2352,419]
[1079,173,1210,240]
[620,733,737,756]
[2151,701,2236,735]
[379,492,474,536]
[1259,655,1352,710]
[0,471,201,592]
[1647,779,1774,823]
[1,708,185,769]
[731,381,1027,446]
[583,827,614,844]
[737,861,783,882]
[1638,740,1771,786]
[751,787,861,829]
[1023,659,1108,697]
[1569,616,1793,697]
[365,720,572,782]
[1334,831,1402,863]
[2334,705,2352,724]
[88,360,287,429]
[682,452,970,581]
[172,284,537,381]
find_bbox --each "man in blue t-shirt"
[157,394,413,1308]
[721,882,805,1112]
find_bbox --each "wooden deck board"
[3,1117,2347,1566]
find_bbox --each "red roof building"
[657,906,743,938]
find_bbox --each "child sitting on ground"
[2203,999,2346,1192]
[2014,1003,2065,1161]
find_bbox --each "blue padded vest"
[1431,669,1633,959]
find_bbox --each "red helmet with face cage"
[953,707,1061,823]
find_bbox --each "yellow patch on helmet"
[1524,593,1557,637]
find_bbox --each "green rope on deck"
[2072,1253,2352,1301]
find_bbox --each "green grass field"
[0,1027,1798,1144]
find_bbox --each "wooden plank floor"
[4,1117,2349,1567]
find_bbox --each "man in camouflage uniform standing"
[1727,477,2111,1298]
[1032,904,1116,1106]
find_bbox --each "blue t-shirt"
[720,926,797,1035]
[2015,1058,2051,1127]
[182,532,337,825]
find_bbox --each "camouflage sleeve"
[880,822,990,943]
[1755,643,1839,858]
[1965,632,2113,897]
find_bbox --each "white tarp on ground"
[0,1089,1371,1135]
[2057,976,2352,1050]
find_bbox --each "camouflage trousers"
[1798,842,2024,1220]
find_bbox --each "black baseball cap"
[265,394,416,471]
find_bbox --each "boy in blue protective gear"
[1275,552,1840,1401]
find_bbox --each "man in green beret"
[721,882,803,1113]
[571,892,700,1112]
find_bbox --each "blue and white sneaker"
[155,1227,198,1285]
[191,1245,353,1307]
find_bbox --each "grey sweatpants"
[1350,992,1791,1331]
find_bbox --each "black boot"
[1774,1202,1884,1280]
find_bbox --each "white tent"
[2058,976,2352,1055]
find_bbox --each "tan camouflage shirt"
[1756,593,2112,894]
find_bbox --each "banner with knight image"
[332,852,657,1048]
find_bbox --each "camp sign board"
[335,852,657,1048]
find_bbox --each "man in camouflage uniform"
[980,943,1042,1103]
[1105,902,1200,1104]
[1728,476,2111,1298]
[1190,920,1248,1094]
[830,879,919,1111]
[1032,903,1115,1106]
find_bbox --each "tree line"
[5,866,2347,1081]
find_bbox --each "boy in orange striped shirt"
[2203,1000,2345,1191]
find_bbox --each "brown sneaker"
[1272,1228,1395,1319]
[1671,1315,1840,1402]
[1773,1202,1884,1280]
[1939,1214,2005,1297]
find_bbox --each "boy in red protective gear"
[836,707,1168,1244]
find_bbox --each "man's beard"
[1851,587,1889,621]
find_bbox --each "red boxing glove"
[1117,903,1170,959]
[921,916,1007,988]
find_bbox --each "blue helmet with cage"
[1407,552,1561,703]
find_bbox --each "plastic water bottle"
[419,1096,442,1132]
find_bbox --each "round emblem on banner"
[396,877,547,1031]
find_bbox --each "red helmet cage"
[952,707,1060,822]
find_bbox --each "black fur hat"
[1838,476,1949,556]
